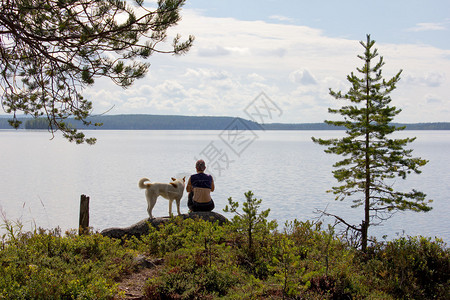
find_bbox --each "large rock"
[101,211,228,239]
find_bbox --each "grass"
[1,192,449,299]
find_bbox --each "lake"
[1,129,449,243]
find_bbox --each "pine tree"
[312,35,432,251]
[0,0,194,144]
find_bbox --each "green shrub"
[365,236,450,299]
[143,227,240,299]
[2,199,448,299]
[0,227,135,299]
[223,191,277,278]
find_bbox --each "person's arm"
[210,177,215,192]
[186,177,192,192]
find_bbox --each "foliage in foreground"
[1,192,449,299]
[0,223,136,299]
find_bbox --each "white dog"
[138,177,185,219]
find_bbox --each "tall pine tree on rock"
[312,35,432,251]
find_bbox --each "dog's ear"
[171,177,176,181]
[170,182,177,188]
[182,176,186,182]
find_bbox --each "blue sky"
[185,0,450,49]
[84,0,450,123]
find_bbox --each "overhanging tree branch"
[1,0,194,144]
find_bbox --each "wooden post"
[79,194,90,235]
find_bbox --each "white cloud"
[403,72,446,87]
[85,9,450,123]
[269,15,294,22]
[197,46,231,57]
[183,68,231,81]
[407,22,447,32]
[153,80,187,100]
[252,47,287,57]
[289,69,318,85]
[123,97,148,110]
[425,94,442,104]
[423,72,446,87]
[247,73,265,82]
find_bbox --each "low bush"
[365,236,450,299]
[0,227,136,299]
[142,219,240,299]
[1,192,448,299]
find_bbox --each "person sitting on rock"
[186,159,215,212]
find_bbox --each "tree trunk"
[363,56,371,252]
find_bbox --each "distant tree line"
[24,118,50,130]
[0,115,449,130]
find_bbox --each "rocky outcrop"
[100,212,228,239]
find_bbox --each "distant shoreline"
[1,114,450,130]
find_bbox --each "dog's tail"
[138,178,151,189]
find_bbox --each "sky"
[85,0,450,123]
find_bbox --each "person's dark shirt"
[190,173,213,189]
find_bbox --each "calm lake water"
[1,129,449,243]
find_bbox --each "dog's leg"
[147,203,154,219]
[168,199,173,217]
[147,208,153,219]
[176,198,181,216]
[146,192,157,219]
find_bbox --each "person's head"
[195,159,206,172]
